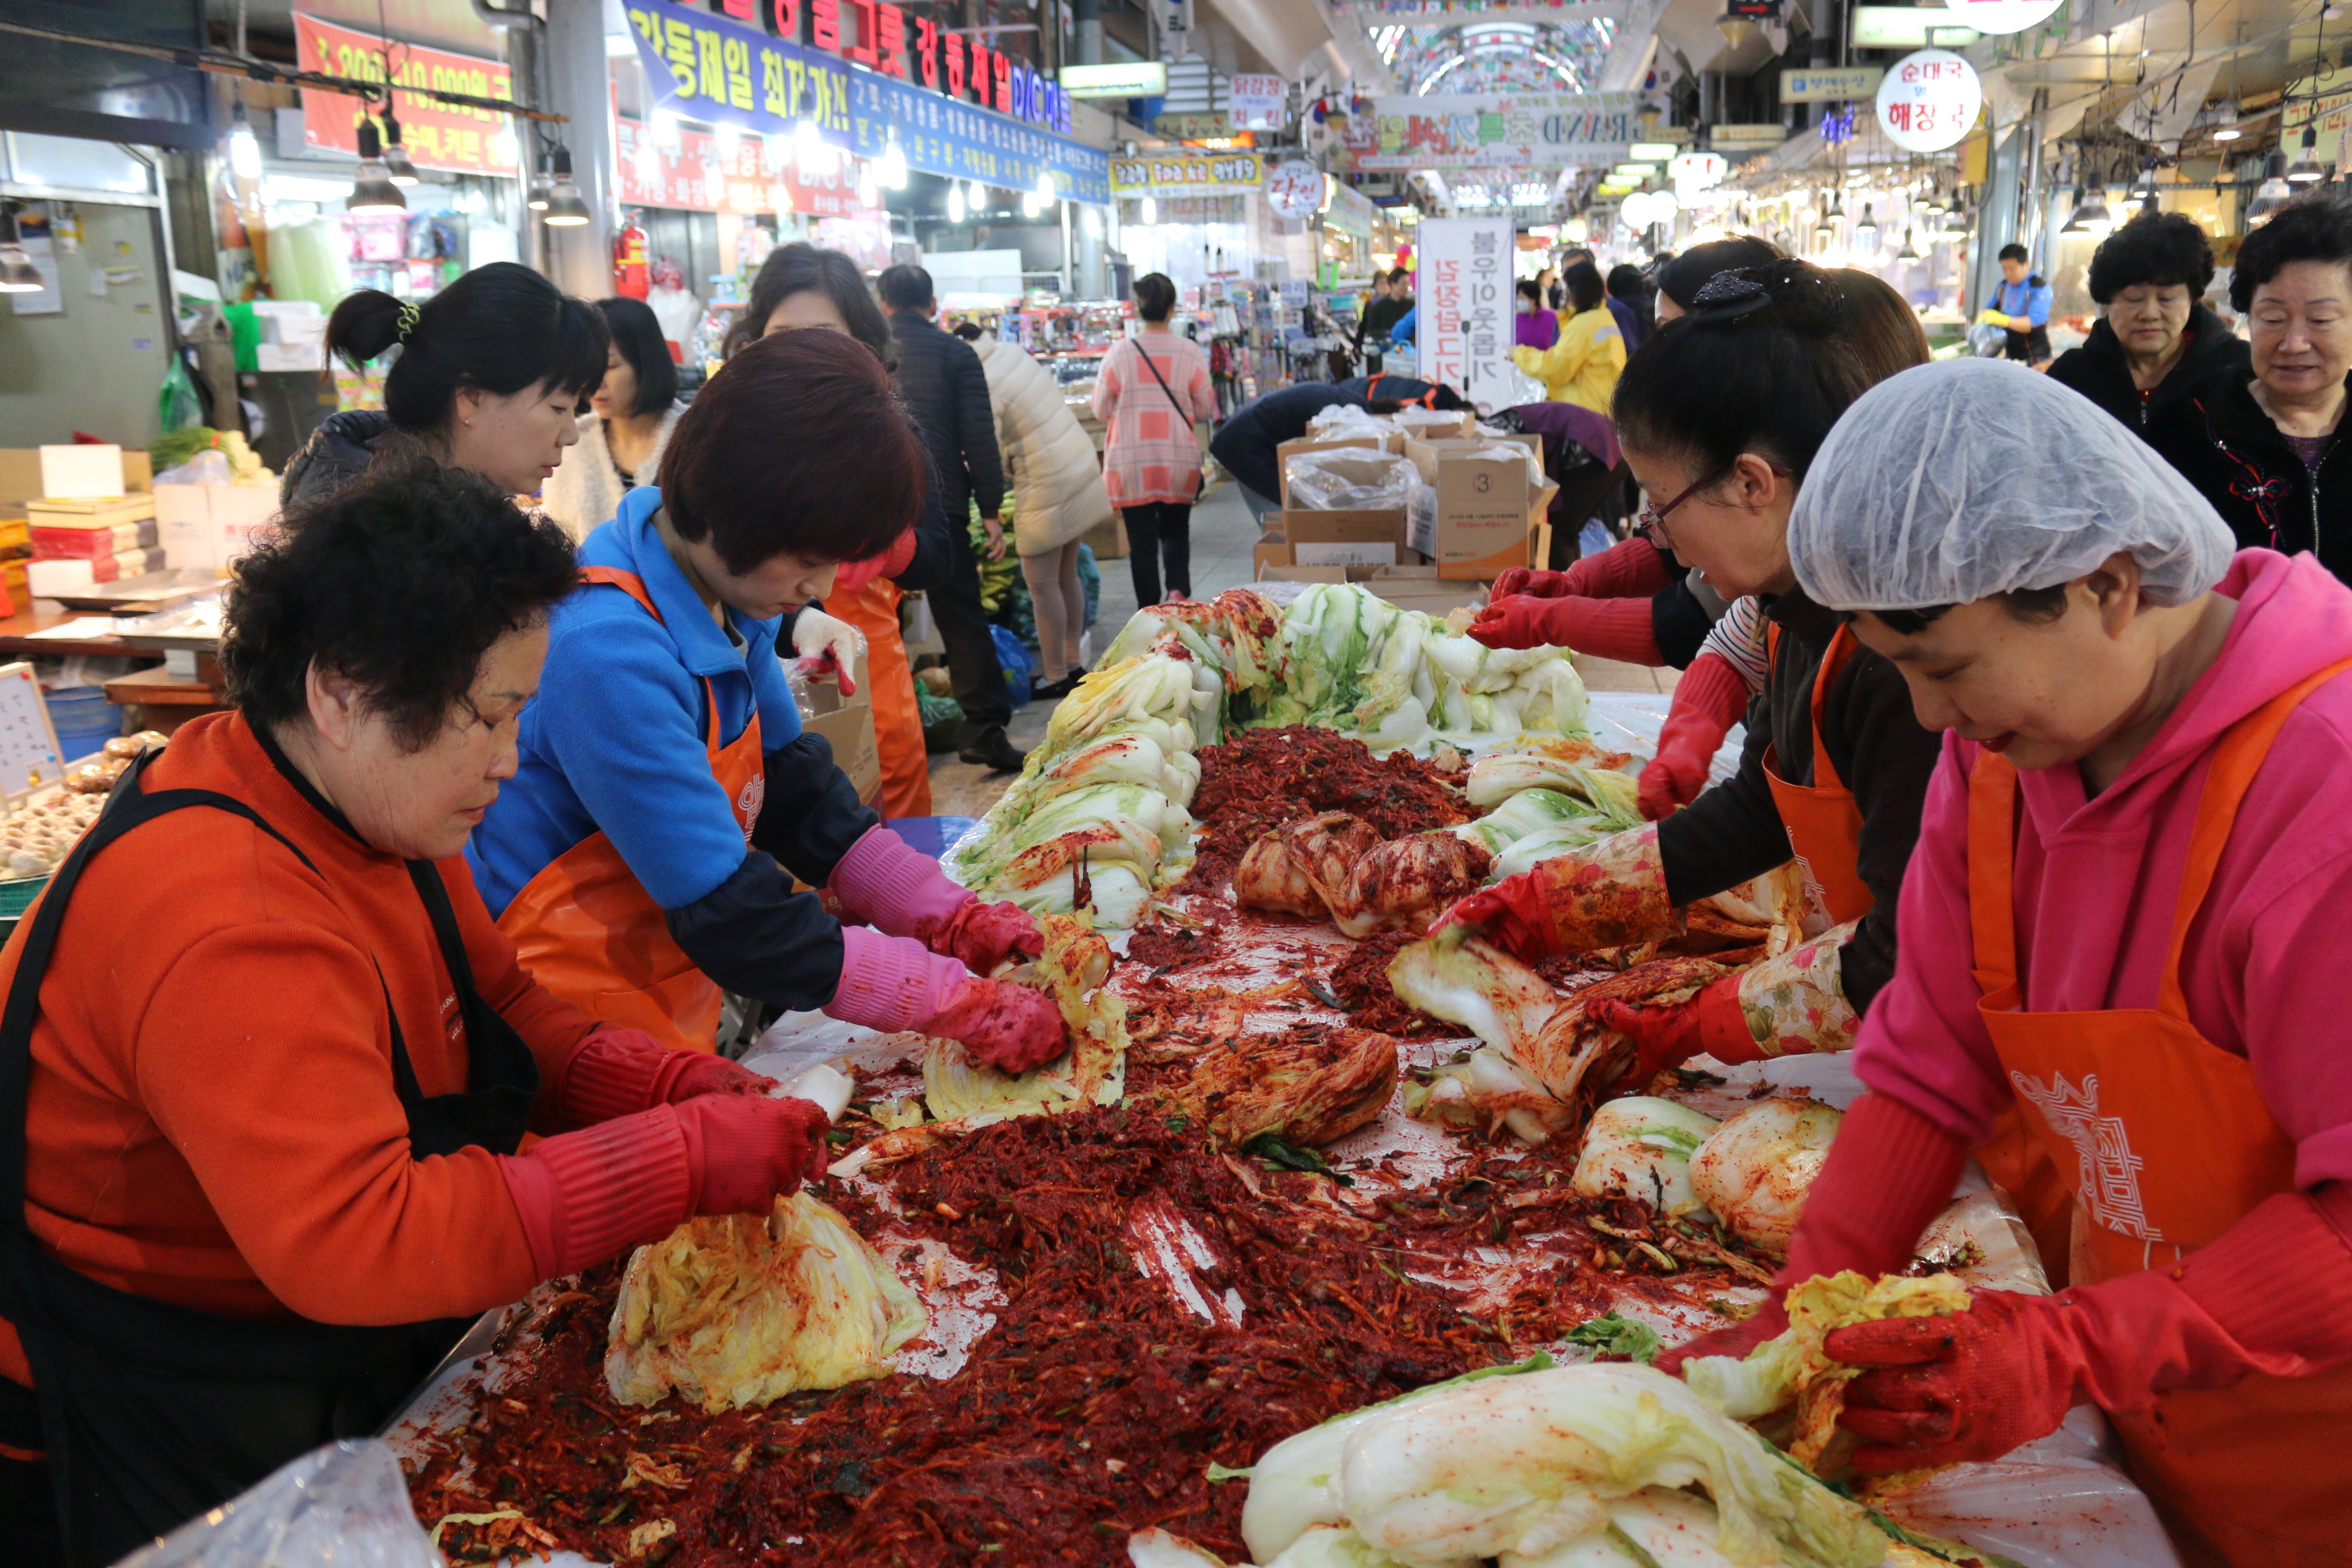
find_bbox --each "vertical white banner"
[1415,217,1515,408]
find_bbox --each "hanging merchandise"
[1877,50,1982,153]
[614,211,651,300]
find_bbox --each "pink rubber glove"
[552,1028,775,1128]
[673,1094,833,1216]
[831,825,1046,972]
[1639,652,1749,819]
[1654,1093,1968,1378]
[1467,594,1663,664]
[925,977,1069,1073]
[824,926,1069,1072]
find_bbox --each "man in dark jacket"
[2047,211,2250,436]
[879,264,1022,772]
[1208,383,1374,519]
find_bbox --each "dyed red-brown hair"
[658,328,928,573]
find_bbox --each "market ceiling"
[1373,17,1622,94]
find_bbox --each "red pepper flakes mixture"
[1177,726,1468,897]
[407,1112,1764,1567]
[1326,931,1454,1038]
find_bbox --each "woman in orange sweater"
[0,464,835,1566]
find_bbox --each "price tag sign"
[1876,49,1982,152]
[1265,159,1326,218]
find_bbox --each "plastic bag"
[1889,1409,2185,1568]
[1304,404,1392,441]
[1393,405,1467,438]
[113,1441,438,1568]
[1284,449,1417,511]
[157,356,205,435]
[156,449,234,487]
[990,622,1037,707]
[1075,542,1100,628]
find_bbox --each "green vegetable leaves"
[1246,1133,1354,1186]
[1564,1313,1663,1363]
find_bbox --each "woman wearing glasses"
[1435,263,2044,1207]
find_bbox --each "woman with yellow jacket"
[1512,260,1626,413]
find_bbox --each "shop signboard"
[1110,151,1263,196]
[616,118,862,217]
[1938,0,2065,34]
[848,72,1110,204]
[625,4,855,149]
[1780,66,1882,101]
[1876,49,1981,152]
[1849,7,1979,48]
[1707,124,1785,149]
[1339,92,1637,171]
[1229,72,1287,132]
[1414,217,1515,407]
[1154,111,1236,141]
[1060,61,1167,98]
[1264,159,1325,217]
[1322,181,1377,239]
[293,13,517,175]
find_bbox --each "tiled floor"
[923,486,1676,819]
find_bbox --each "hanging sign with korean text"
[1876,49,1981,152]
[1339,92,1637,171]
[1264,159,1325,217]
[1415,217,1515,406]
[1228,72,1287,132]
[294,13,517,175]
[1109,151,1262,197]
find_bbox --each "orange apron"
[831,576,932,820]
[1968,658,2352,1568]
[1762,622,2069,1273]
[496,567,765,1054]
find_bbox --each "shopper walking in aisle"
[1605,264,1652,355]
[879,265,1025,772]
[953,322,1115,700]
[1353,267,1411,359]
[2153,197,2352,583]
[729,243,954,818]
[542,296,685,542]
[1440,266,2053,1216]
[469,329,1062,1067]
[1093,273,1217,604]
[1983,242,2055,368]
[1510,260,1625,412]
[0,464,854,1567]
[1661,361,2352,1568]
[2049,211,2249,435]
[282,260,606,505]
[1514,278,1560,350]
[1210,380,1467,524]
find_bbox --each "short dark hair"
[1826,268,1932,383]
[658,328,926,574]
[325,262,607,434]
[1613,259,1873,481]
[1386,266,1410,287]
[1561,248,1596,266]
[2086,212,2215,305]
[1516,278,1544,304]
[952,321,984,340]
[1655,236,1783,309]
[1863,583,2072,635]
[596,296,679,418]
[1134,272,1178,322]
[1563,260,1608,314]
[1998,242,2030,265]
[1606,263,1647,300]
[2230,194,2352,312]
[222,459,578,750]
[877,262,936,311]
[726,242,895,367]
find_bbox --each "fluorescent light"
[1628,141,1679,160]
[947,183,966,223]
[227,102,261,181]
[880,138,909,189]
[1141,193,1158,224]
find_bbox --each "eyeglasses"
[1634,458,1793,545]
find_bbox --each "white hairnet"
[1789,358,2237,611]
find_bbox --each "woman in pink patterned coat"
[1092,272,1218,603]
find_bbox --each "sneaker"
[958,726,1028,773]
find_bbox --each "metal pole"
[1968,122,2022,317]
[542,0,616,297]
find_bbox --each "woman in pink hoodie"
[1661,360,2352,1568]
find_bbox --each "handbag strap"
[1131,338,1191,419]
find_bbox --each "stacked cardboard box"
[1403,435,1558,580]
[27,494,162,590]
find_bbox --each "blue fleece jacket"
[469,486,803,916]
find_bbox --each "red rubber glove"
[657,1051,776,1103]
[674,1094,833,1216]
[1591,973,1756,1084]
[1828,1290,2086,1471]
[1467,594,1663,665]
[1494,539,1675,602]
[1640,652,1751,820]
[1426,881,1553,962]
[1654,1094,1969,1378]
[934,897,1045,974]
[925,977,1070,1074]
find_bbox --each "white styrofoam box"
[254,342,325,372]
[209,485,279,566]
[39,444,123,501]
[153,484,214,569]
[27,560,96,596]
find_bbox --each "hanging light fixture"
[652,110,683,150]
[226,100,262,181]
[528,150,552,211]
[2288,124,2329,182]
[379,107,420,187]
[857,159,879,208]
[2248,156,2294,224]
[1853,201,1878,251]
[714,121,742,164]
[2130,164,2161,214]
[1141,193,1158,224]
[1036,169,1058,207]
[490,125,519,170]
[2212,22,2246,141]
[346,119,407,215]
[965,180,986,213]
[1896,227,1920,260]
[946,182,967,224]
[541,145,591,226]
[879,135,909,189]
[793,118,827,173]
[0,201,43,294]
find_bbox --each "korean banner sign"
[1415,217,1515,407]
[1108,152,1262,197]
[1342,92,1636,171]
[295,13,517,175]
[616,118,864,217]
[849,72,1110,205]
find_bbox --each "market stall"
[363,579,2184,1568]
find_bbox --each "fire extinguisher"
[614,210,650,299]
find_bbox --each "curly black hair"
[2086,211,2216,305]
[2231,193,2352,312]
[222,459,580,750]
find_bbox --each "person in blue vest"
[1982,243,2055,367]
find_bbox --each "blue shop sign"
[848,72,1109,205]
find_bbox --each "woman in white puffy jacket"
[543,297,684,542]
[957,324,1114,698]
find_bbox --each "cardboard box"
[1081,511,1128,561]
[0,450,150,505]
[1403,438,1559,579]
[151,484,277,572]
[799,652,880,807]
[1389,408,1476,440]
[1281,445,1413,511]
[1275,432,1403,506]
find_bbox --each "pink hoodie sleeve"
[1850,737,2018,1147]
[2233,833,2352,1188]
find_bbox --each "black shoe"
[959,726,1028,772]
[1032,671,1082,701]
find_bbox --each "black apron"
[0,749,541,1566]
